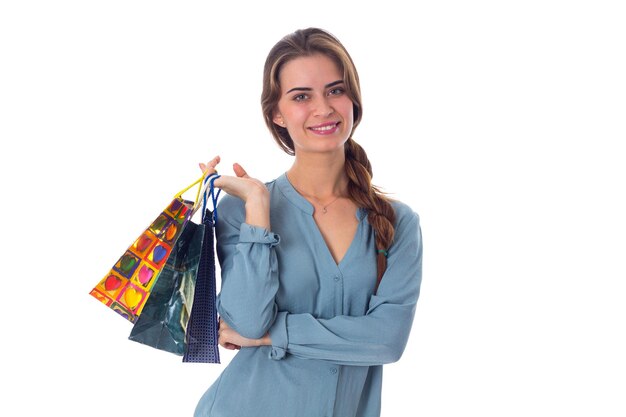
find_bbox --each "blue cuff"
[268,311,288,360]
[238,223,280,247]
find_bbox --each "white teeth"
[311,124,337,131]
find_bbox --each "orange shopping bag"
[90,175,207,323]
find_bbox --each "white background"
[1,1,625,416]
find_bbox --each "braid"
[344,139,396,291]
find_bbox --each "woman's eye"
[329,87,345,96]
[293,94,308,102]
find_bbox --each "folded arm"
[268,211,423,365]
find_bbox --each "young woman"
[196,27,423,417]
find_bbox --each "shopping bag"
[184,176,221,363]
[90,175,206,323]
[128,174,222,360]
[128,218,204,355]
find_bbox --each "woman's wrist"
[257,333,272,346]
[245,189,271,229]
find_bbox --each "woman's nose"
[312,96,335,117]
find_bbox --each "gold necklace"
[318,196,340,214]
[291,184,342,214]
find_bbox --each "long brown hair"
[261,28,396,287]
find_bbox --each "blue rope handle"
[209,175,222,224]
[202,173,222,224]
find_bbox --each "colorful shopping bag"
[128,174,221,360]
[90,175,206,323]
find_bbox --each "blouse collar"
[276,173,367,221]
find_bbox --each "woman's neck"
[287,150,348,199]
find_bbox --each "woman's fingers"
[199,159,250,180]
[218,319,241,350]
[233,163,249,178]
[199,156,221,175]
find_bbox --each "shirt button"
[333,276,340,282]
[330,367,338,374]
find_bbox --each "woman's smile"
[308,121,341,135]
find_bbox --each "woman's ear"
[273,113,285,127]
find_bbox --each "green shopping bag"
[128,218,204,355]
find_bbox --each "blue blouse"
[194,173,423,417]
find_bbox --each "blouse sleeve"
[268,210,422,366]
[215,195,281,339]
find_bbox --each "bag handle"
[174,173,205,208]
[172,172,222,218]
[200,173,222,223]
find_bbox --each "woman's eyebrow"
[286,79,344,94]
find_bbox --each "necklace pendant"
[322,207,328,214]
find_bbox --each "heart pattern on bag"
[138,265,154,285]
[104,275,122,291]
[152,245,167,263]
[165,224,178,241]
[135,235,153,252]
[151,215,168,235]
[124,287,142,310]
[119,254,137,273]
[90,194,198,323]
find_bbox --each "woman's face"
[273,53,354,155]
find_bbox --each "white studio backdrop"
[1,1,625,416]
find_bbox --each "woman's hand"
[200,156,270,229]
[218,318,271,350]
[199,156,267,204]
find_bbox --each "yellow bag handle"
[174,173,206,209]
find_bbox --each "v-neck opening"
[311,212,362,268]
[332,220,362,267]
[276,173,366,268]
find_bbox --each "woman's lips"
[308,122,340,135]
